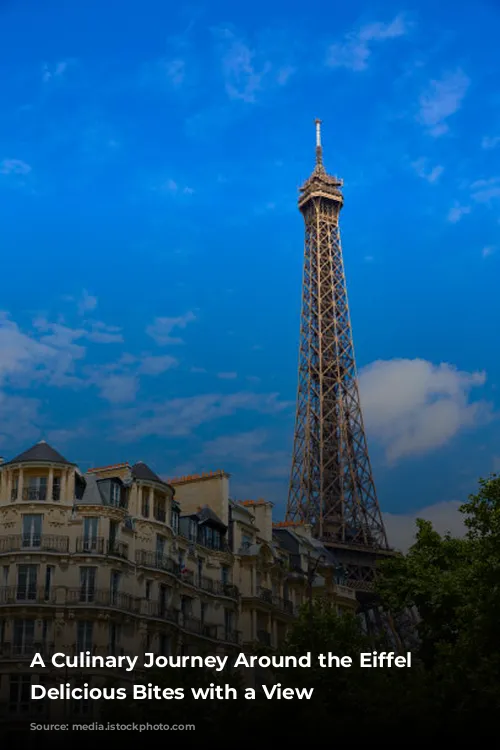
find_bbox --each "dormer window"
[110,483,121,507]
[188,519,197,543]
[171,507,179,534]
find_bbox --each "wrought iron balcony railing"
[141,600,179,624]
[76,537,105,554]
[106,540,129,559]
[65,588,140,614]
[198,577,239,599]
[135,549,180,576]
[0,535,69,554]
[0,641,55,658]
[0,586,55,605]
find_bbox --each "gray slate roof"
[131,462,167,485]
[77,474,104,505]
[6,440,73,466]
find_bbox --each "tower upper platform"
[298,119,344,211]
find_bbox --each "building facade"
[0,440,356,720]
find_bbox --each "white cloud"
[471,176,500,204]
[97,374,138,404]
[146,312,196,345]
[482,246,496,258]
[358,358,492,463]
[42,60,71,83]
[411,158,444,183]
[213,27,293,103]
[384,501,466,552]
[447,203,471,223]
[481,135,500,150]
[418,69,470,136]
[78,290,98,315]
[217,371,238,379]
[113,392,291,440]
[138,355,178,375]
[0,159,31,175]
[326,15,410,71]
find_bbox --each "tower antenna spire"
[315,118,323,166]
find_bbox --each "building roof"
[180,504,227,529]
[5,440,73,466]
[131,462,168,485]
[197,505,226,528]
[77,474,104,505]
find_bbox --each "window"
[41,620,49,649]
[154,496,166,522]
[204,526,213,548]
[16,565,37,601]
[171,507,179,534]
[159,634,170,656]
[13,619,35,656]
[27,476,47,501]
[83,517,99,552]
[80,567,96,603]
[197,557,203,582]
[77,621,93,652]
[108,520,118,552]
[213,530,221,550]
[221,566,229,585]
[156,535,166,560]
[52,475,61,501]
[181,597,192,617]
[110,571,120,605]
[188,519,197,542]
[110,482,121,507]
[44,565,54,601]
[224,609,234,636]
[145,581,152,600]
[178,550,185,570]
[242,534,252,550]
[159,584,169,617]
[3,565,9,586]
[141,492,149,518]
[109,623,120,655]
[22,514,42,548]
[9,675,31,713]
[200,602,206,624]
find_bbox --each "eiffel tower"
[286,120,392,590]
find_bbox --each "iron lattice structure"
[286,121,391,587]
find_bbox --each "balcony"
[65,588,140,614]
[257,586,273,604]
[0,586,55,605]
[153,508,166,523]
[198,577,239,599]
[272,596,294,615]
[76,537,105,554]
[0,535,69,554]
[141,600,179,624]
[106,540,128,559]
[135,549,180,576]
[17,487,61,502]
[0,641,55,658]
[223,629,241,644]
[182,616,218,639]
[180,568,195,585]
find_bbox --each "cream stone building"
[0,440,356,720]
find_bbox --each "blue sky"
[1,0,499,546]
